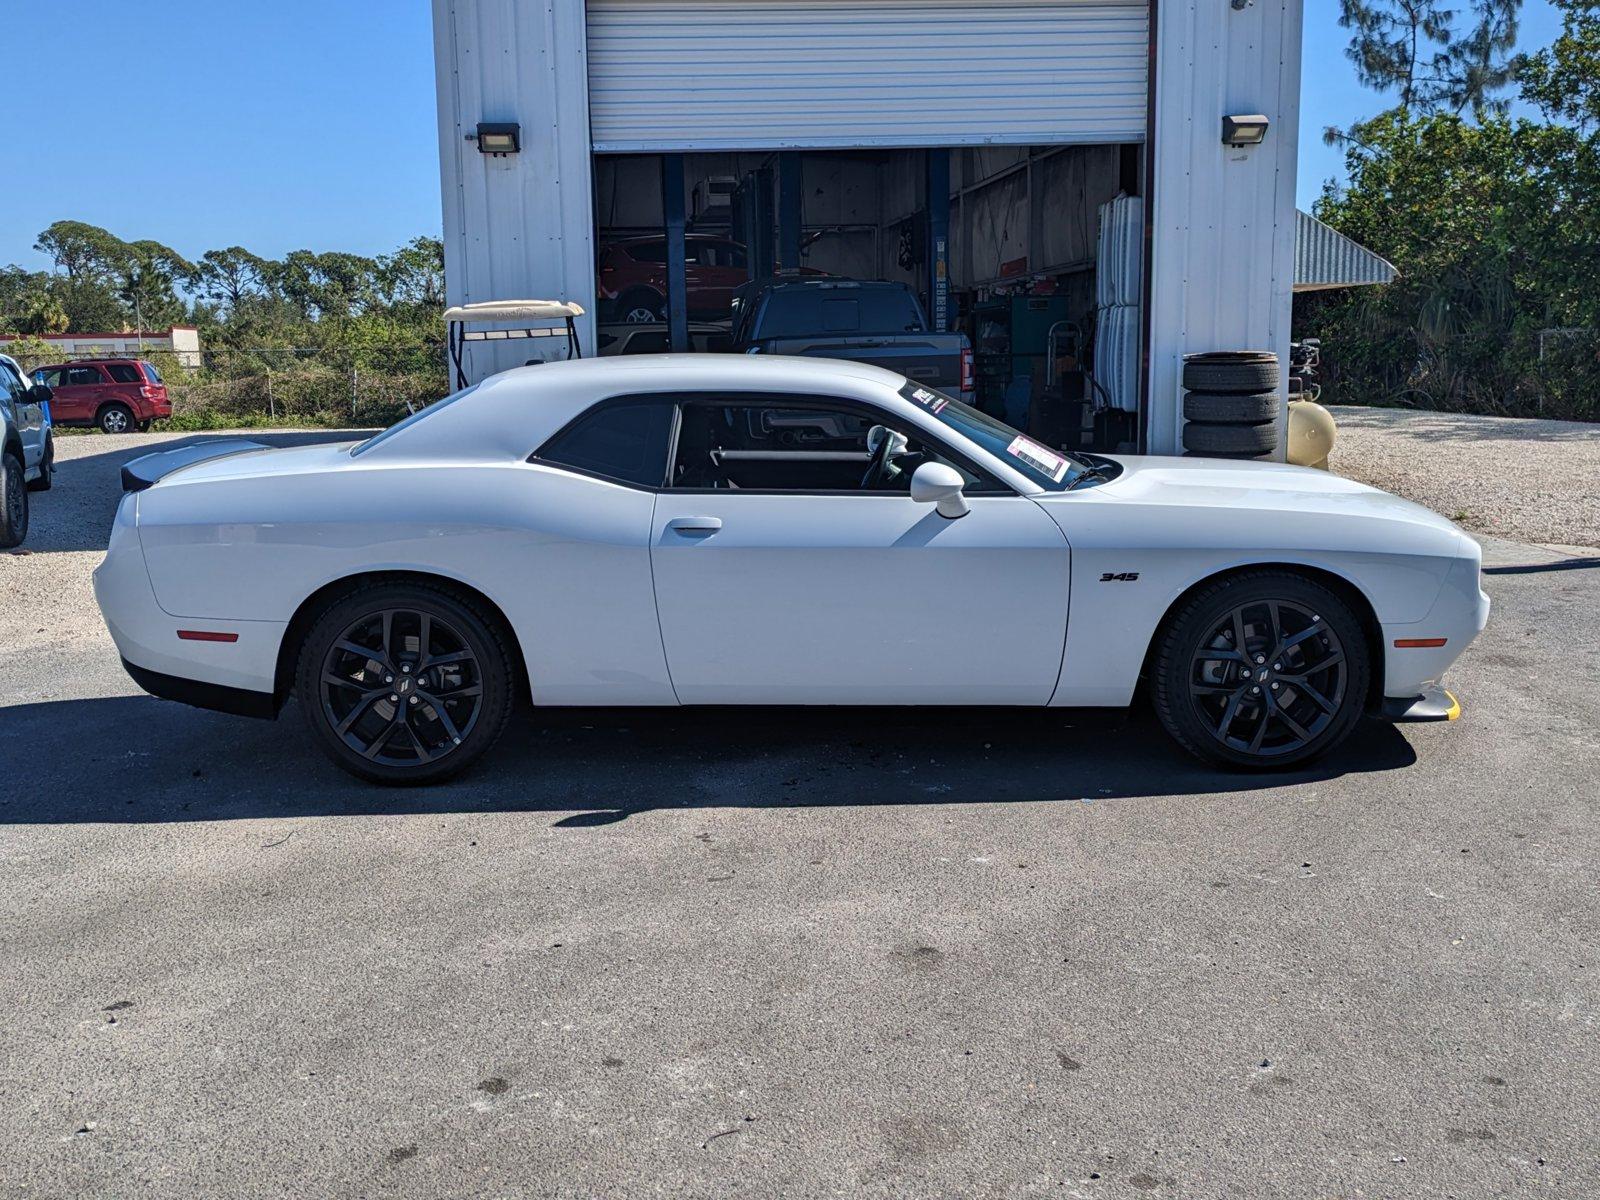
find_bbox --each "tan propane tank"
[1287,399,1336,470]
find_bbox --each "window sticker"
[908,386,948,414]
[1005,434,1071,483]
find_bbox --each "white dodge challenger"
[95,356,1489,783]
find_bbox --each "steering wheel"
[861,425,908,489]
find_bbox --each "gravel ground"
[1329,406,1600,549]
[2,430,1598,1198]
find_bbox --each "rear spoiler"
[121,439,269,492]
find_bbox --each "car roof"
[38,358,142,369]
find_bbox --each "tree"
[1303,106,1600,417]
[195,246,270,310]
[1517,0,1600,133]
[376,237,445,309]
[114,239,195,330]
[33,220,126,282]
[16,291,70,335]
[1332,0,1522,132]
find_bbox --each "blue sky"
[0,0,1563,272]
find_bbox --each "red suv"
[598,235,753,323]
[32,360,170,433]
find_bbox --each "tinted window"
[65,366,105,386]
[35,368,63,388]
[141,362,163,384]
[753,286,924,338]
[107,363,142,383]
[624,241,668,264]
[668,398,983,493]
[539,400,673,487]
[0,363,24,399]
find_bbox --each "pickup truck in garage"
[731,278,975,403]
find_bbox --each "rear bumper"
[121,658,278,719]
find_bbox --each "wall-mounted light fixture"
[1221,114,1270,147]
[475,122,521,155]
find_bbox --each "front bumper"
[1380,684,1462,723]
[121,658,278,719]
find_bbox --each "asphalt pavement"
[2,431,1596,1198]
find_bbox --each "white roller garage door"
[586,0,1150,152]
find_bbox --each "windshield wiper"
[1065,461,1113,490]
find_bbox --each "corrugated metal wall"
[1146,0,1303,455]
[586,0,1149,152]
[434,0,600,375]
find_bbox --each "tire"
[294,580,516,785]
[137,420,152,433]
[1183,391,1279,425]
[1182,354,1279,394]
[0,450,28,548]
[1151,570,1370,770]
[1182,421,1277,455]
[26,434,53,492]
[616,289,666,324]
[98,404,135,434]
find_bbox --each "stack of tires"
[1181,351,1281,459]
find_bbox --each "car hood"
[1098,454,1449,517]
[1048,454,1470,549]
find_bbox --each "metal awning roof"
[1294,210,1397,293]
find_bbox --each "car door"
[57,365,106,423]
[33,368,72,421]
[649,393,1071,705]
[0,362,42,470]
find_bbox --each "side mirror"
[28,383,53,404]
[909,461,970,520]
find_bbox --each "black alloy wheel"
[0,451,27,548]
[1152,571,1370,769]
[295,582,514,784]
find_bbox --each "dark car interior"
[672,401,972,492]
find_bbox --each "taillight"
[960,346,974,393]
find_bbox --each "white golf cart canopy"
[445,299,588,388]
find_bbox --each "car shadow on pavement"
[0,696,1417,826]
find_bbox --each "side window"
[621,331,669,354]
[668,398,986,493]
[536,399,674,487]
[66,366,105,386]
[106,363,142,384]
[0,363,24,400]
[35,368,63,389]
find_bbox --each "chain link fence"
[4,343,450,430]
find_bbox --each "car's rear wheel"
[0,451,28,548]
[294,582,516,784]
[26,434,53,492]
[1151,571,1370,769]
[617,289,665,324]
[98,404,134,434]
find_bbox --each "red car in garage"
[598,234,754,323]
[32,359,170,433]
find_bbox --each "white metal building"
[432,0,1303,455]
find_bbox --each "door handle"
[666,516,722,535]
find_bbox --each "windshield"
[900,383,1092,491]
[351,382,481,456]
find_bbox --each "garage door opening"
[592,146,1145,454]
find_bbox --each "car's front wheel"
[0,450,28,548]
[294,581,516,784]
[1150,570,1370,769]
